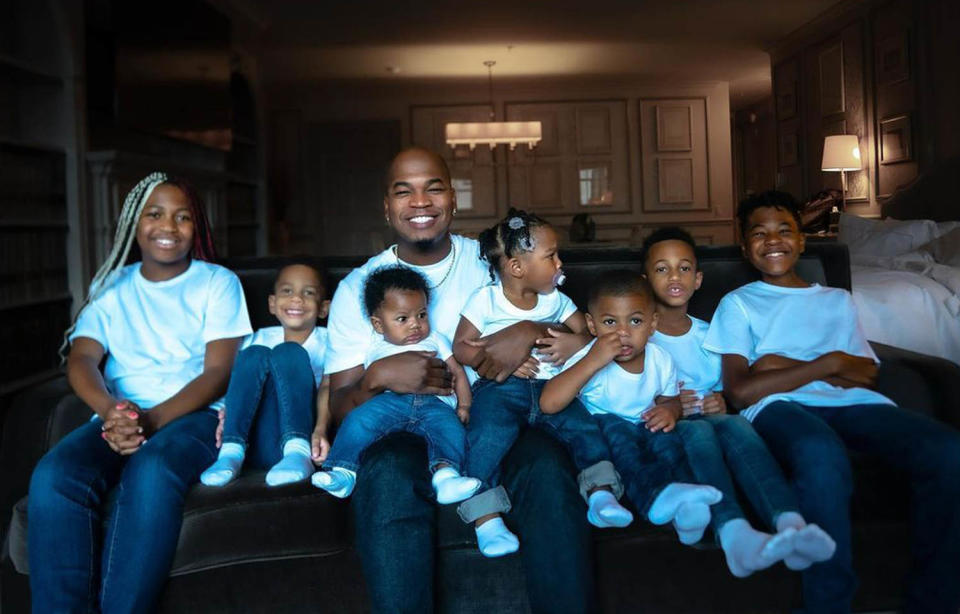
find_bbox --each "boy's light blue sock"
[311,467,357,498]
[201,442,245,487]
[265,438,314,486]
[717,518,793,578]
[586,490,634,528]
[647,483,722,525]
[475,516,519,558]
[775,512,836,570]
[673,501,711,544]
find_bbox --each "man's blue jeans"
[753,401,960,614]
[594,412,691,516]
[324,390,466,473]
[28,410,217,614]
[221,342,315,469]
[676,413,800,532]
[459,377,621,520]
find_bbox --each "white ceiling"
[245,0,843,108]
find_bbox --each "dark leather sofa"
[3,242,959,613]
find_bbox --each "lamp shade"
[821,135,862,171]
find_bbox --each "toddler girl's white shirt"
[702,281,895,422]
[460,282,578,381]
[561,340,678,424]
[325,235,489,375]
[363,331,457,408]
[243,326,328,387]
[70,261,252,411]
[651,316,722,398]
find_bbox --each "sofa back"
[222,242,850,331]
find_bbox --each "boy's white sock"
[785,524,837,570]
[200,442,245,487]
[475,517,519,558]
[647,483,722,525]
[673,501,711,545]
[586,490,634,528]
[431,467,481,504]
[717,518,792,578]
[265,438,314,486]
[311,467,357,498]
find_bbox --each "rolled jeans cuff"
[577,460,624,502]
[457,485,512,523]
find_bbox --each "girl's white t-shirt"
[703,281,895,421]
[70,261,252,411]
[325,235,489,375]
[561,340,678,424]
[460,282,578,380]
[243,326,328,388]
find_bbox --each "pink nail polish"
[127,412,138,419]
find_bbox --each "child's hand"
[457,406,471,425]
[643,405,678,433]
[701,393,727,415]
[215,408,225,448]
[102,401,145,455]
[311,428,330,464]
[678,387,703,414]
[512,356,540,379]
[536,328,589,367]
[588,331,623,365]
[826,351,878,388]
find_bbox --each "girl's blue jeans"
[753,400,960,614]
[28,410,217,614]
[323,390,466,473]
[675,413,800,532]
[458,376,622,522]
[221,342,315,468]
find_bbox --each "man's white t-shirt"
[364,330,457,408]
[460,282,579,381]
[702,281,895,422]
[560,340,678,424]
[651,316,722,405]
[326,234,489,374]
[70,261,252,412]
[243,326,328,388]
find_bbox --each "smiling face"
[383,149,456,250]
[644,239,702,308]
[135,183,195,278]
[371,288,431,345]
[742,206,806,285]
[586,292,658,370]
[512,225,564,294]
[268,264,328,334]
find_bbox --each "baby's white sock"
[475,517,519,558]
[200,442,245,487]
[311,467,357,498]
[586,490,634,528]
[431,467,481,504]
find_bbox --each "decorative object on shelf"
[880,114,912,164]
[800,188,842,233]
[569,213,596,243]
[877,31,910,87]
[821,134,862,212]
[444,61,542,151]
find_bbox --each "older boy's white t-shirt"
[651,316,722,398]
[702,281,895,422]
[561,340,678,424]
[460,282,578,381]
[363,330,457,408]
[325,235,489,374]
[70,261,252,411]
[243,326,328,388]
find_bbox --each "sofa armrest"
[871,341,960,429]
[0,377,90,540]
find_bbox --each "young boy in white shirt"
[704,191,960,613]
[540,271,725,548]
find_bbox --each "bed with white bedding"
[838,157,960,366]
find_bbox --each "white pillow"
[920,227,960,268]
[839,214,940,266]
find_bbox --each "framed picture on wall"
[880,114,912,164]
[778,131,798,167]
[776,81,797,120]
[818,42,845,116]
[877,31,910,86]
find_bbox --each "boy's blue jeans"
[28,410,217,614]
[458,376,622,523]
[593,412,691,516]
[753,401,960,614]
[676,413,800,532]
[324,390,466,473]
[221,342,315,468]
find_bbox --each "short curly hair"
[363,265,430,318]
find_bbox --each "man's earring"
[452,209,458,217]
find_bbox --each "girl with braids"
[452,208,633,558]
[28,173,251,612]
